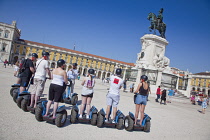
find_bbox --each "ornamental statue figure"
[147,8,166,38]
[157,8,164,28]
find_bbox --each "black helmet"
[42,51,50,56]
[73,63,78,67]
[31,53,38,58]
[140,75,148,81]
[57,59,65,67]
[115,68,122,75]
[88,69,95,75]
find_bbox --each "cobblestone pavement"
[0,65,209,140]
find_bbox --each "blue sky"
[0,0,209,73]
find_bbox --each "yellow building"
[191,72,210,95]
[0,21,134,79]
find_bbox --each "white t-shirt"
[67,69,78,80]
[108,75,123,95]
[34,59,49,80]
[82,76,95,95]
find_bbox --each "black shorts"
[49,83,65,102]
[82,93,93,98]
[20,77,30,87]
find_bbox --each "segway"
[96,108,125,130]
[21,77,49,112]
[70,105,98,125]
[124,112,151,132]
[62,80,78,105]
[35,100,67,127]
[62,91,78,105]
[10,84,20,97]
[11,84,25,109]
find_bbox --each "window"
[2,43,7,51]
[0,29,2,37]
[16,45,20,54]
[4,31,9,38]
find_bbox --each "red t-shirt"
[156,88,161,95]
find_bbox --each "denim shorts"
[135,94,147,105]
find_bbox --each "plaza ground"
[0,64,209,140]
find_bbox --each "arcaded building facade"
[0,21,134,79]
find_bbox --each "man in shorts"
[67,63,78,98]
[19,53,38,94]
[105,68,124,123]
[29,52,51,108]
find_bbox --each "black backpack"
[19,59,28,73]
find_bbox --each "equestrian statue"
[147,8,166,38]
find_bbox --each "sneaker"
[105,118,108,123]
[112,120,116,123]
[86,115,89,119]
[79,114,83,118]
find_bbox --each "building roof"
[19,39,135,67]
[193,72,210,76]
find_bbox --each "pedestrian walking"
[155,86,161,102]
[130,83,134,93]
[134,75,149,126]
[123,78,127,92]
[3,59,8,68]
[167,89,174,103]
[201,94,208,114]
[160,89,167,105]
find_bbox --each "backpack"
[19,59,28,73]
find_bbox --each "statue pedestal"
[135,34,169,94]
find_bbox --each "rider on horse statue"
[157,8,164,28]
[147,8,166,38]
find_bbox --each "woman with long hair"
[134,75,149,126]
[79,69,95,119]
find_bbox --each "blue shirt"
[168,89,174,96]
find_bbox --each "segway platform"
[124,112,151,132]
[97,108,125,130]
[70,105,98,125]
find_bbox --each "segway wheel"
[96,113,104,128]
[10,87,18,97]
[55,110,67,127]
[16,96,24,108]
[71,95,78,105]
[35,107,44,121]
[70,108,77,123]
[21,99,29,112]
[13,92,18,103]
[124,115,134,131]
[90,113,97,125]
[143,121,151,132]
[116,118,124,130]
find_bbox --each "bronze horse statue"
[147,12,166,38]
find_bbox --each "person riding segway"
[124,75,151,132]
[70,69,98,125]
[38,59,68,127]
[96,68,125,130]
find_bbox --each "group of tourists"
[155,86,175,105]
[13,51,151,125]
